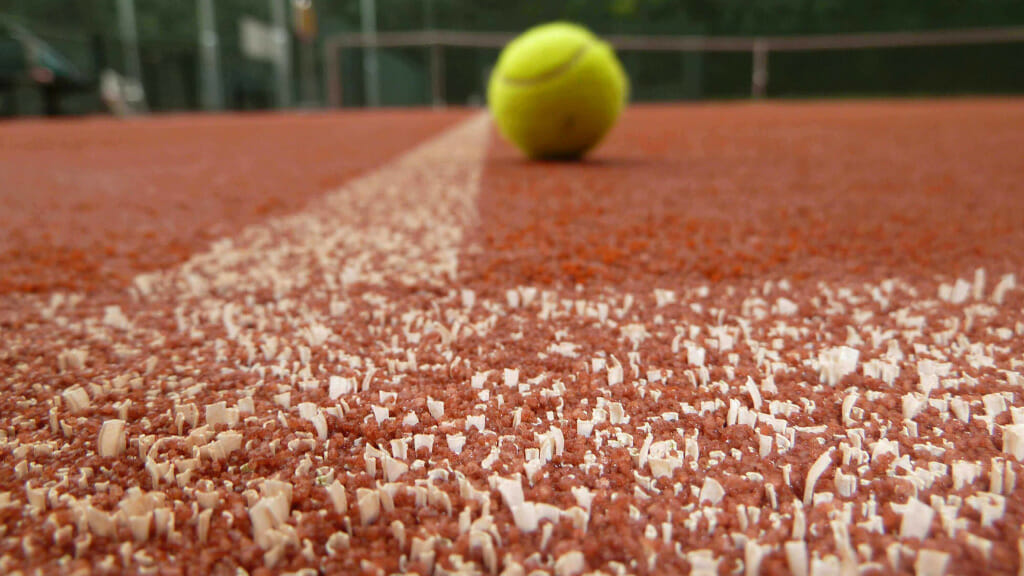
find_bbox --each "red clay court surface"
[0,110,469,294]
[2,99,1024,575]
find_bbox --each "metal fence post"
[751,40,768,99]
[270,0,292,108]
[430,34,445,107]
[683,41,704,100]
[360,0,380,107]
[116,0,142,87]
[325,40,342,108]
[197,0,224,110]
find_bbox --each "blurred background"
[1,0,1023,117]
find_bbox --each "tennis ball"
[488,22,629,160]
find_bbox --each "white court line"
[133,112,491,300]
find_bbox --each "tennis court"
[2,98,1024,574]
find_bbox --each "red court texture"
[2,100,1024,575]
[0,110,469,294]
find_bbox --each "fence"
[4,19,1024,116]
[323,26,1024,108]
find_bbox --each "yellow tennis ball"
[487,22,629,160]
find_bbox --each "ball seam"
[498,41,593,87]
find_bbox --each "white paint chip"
[698,477,724,505]
[899,498,935,540]
[97,419,126,458]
